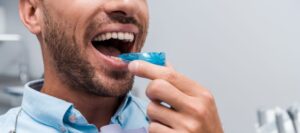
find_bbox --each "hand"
[128,61,224,133]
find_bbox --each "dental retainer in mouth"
[118,52,166,66]
[90,32,165,66]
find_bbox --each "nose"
[104,0,139,17]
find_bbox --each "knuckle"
[146,102,156,117]
[186,101,208,118]
[196,107,208,117]
[148,122,159,133]
[148,123,154,133]
[202,90,215,102]
[183,120,200,132]
[146,79,165,98]
[164,69,177,81]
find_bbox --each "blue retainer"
[118,52,166,66]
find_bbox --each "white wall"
[1,0,300,133]
[0,0,43,79]
[137,0,300,133]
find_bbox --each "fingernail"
[128,61,139,72]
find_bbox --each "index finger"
[128,60,204,96]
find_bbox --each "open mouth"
[91,32,135,58]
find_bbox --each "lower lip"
[90,42,129,70]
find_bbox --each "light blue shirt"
[0,79,149,133]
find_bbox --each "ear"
[19,0,42,34]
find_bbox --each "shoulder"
[0,107,21,124]
[0,107,21,131]
[0,107,60,133]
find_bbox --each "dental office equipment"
[256,106,300,133]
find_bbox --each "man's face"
[40,0,149,96]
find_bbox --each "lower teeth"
[110,56,123,62]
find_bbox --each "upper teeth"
[93,32,135,42]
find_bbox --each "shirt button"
[146,116,150,121]
[69,114,77,123]
[60,126,67,133]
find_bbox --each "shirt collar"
[21,79,73,129]
[21,79,134,130]
[110,91,132,125]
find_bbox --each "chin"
[89,70,134,97]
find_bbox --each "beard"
[41,7,134,97]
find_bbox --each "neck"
[41,71,123,128]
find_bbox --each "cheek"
[85,45,99,62]
[139,2,149,22]
[137,2,149,33]
[48,1,98,33]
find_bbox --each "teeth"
[112,32,118,39]
[118,32,125,40]
[124,33,134,42]
[101,34,106,41]
[106,33,112,40]
[93,32,135,42]
[110,56,123,61]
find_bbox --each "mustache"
[109,13,139,26]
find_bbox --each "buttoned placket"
[69,114,77,123]
[60,126,67,133]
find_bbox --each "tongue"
[95,45,121,57]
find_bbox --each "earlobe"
[19,0,42,34]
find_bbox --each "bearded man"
[0,0,224,133]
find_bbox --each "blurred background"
[0,0,300,133]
